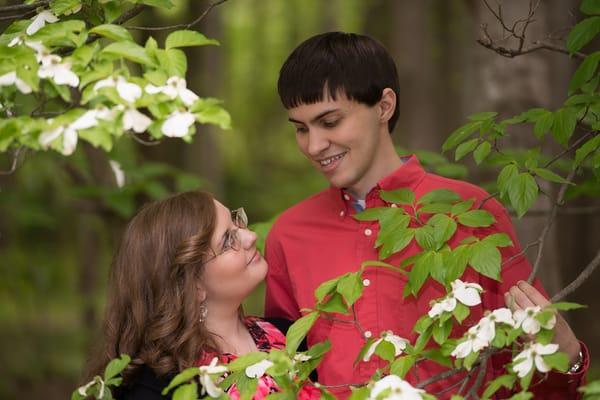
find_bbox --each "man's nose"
[307,130,330,157]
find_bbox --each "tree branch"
[126,0,228,31]
[0,1,48,13]
[0,147,24,175]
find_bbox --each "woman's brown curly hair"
[85,190,221,383]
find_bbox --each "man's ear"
[379,88,397,124]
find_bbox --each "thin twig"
[528,168,577,283]
[552,247,600,301]
[0,10,36,21]
[127,0,228,31]
[0,147,24,175]
[129,132,163,146]
[477,38,586,60]
[0,1,47,13]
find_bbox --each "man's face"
[287,94,388,195]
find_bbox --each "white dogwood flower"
[94,76,142,103]
[245,359,274,378]
[451,322,492,359]
[363,331,409,362]
[451,279,483,307]
[39,125,78,155]
[512,342,559,378]
[26,10,59,36]
[428,296,457,318]
[122,108,152,133]
[513,306,556,335]
[38,54,79,87]
[109,160,125,188]
[145,76,199,106]
[488,307,515,327]
[198,357,228,398]
[369,375,425,400]
[162,110,195,137]
[0,71,32,94]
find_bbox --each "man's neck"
[347,142,403,200]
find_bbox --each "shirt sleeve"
[479,197,589,398]
[264,225,301,321]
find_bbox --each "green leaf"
[389,355,416,378]
[533,110,554,139]
[102,41,155,66]
[408,251,433,295]
[90,24,133,42]
[451,199,475,216]
[50,0,82,16]
[442,121,481,151]
[354,338,376,366]
[226,351,268,372]
[104,354,131,381]
[544,352,569,373]
[419,202,453,214]
[532,167,574,185]
[482,374,516,400]
[429,251,446,284]
[428,214,457,249]
[468,111,498,121]
[473,141,492,165]
[380,188,415,205]
[354,207,394,221]
[575,134,600,166]
[455,138,479,161]
[195,105,231,129]
[414,315,433,334]
[136,0,175,8]
[508,173,538,218]
[457,210,495,227]
[418,189,462,205]
[444,245,471,283]
[469,241,501,280]
[315,277,340,303]
[570,52,600,92]
[567,16,600,53]
[378,228,414,260]
[286,311,319,355]
[422,349,452,368]
[497,163,519,196]
[172,382,197,400]
[482,233,513,247]
[374,338,396,362]
[317,292,348,314]
[547,302,587,311]
[432,319,453,345]
[551,108,577,146]
[415,226,436,251]
[336,272,363,307]
[582,0,600,14]
[452,303,470,324]
[165,30,219,49]
[163,368,201,394]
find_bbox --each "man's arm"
[264,226,301,320]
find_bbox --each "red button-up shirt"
[265,155,588,399]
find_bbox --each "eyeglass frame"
[201,207,249,265]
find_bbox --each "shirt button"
[343,194,350,201]
[362,278,371,287]
[390,203,398,208]
[339,210,345,217]
[364,330,372,338]
[364,228,372,236]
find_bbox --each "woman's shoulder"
[116,365,174,400]
[245,316,286,350]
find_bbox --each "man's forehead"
[287,95,355,121]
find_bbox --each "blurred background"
[1,0,598,398]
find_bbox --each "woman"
[85,191,296,399]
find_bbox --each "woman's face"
[200,200,268,304]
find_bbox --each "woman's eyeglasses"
[203,208,248,264]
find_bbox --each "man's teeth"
[320,153,345,166]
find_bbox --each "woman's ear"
[379,88,397,124]
[196,282,207,303]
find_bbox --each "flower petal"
[245,359,274,378]
[162,111,195,137]
[109,160,125,188]
[62,127,78,155]
[116,77,142,103]
[123,108,152,133]
[39,126,64,148]
[363,338,382,362]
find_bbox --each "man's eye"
[295,125,308,134]
[322,119,339,128]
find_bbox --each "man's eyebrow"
[288,109,340,124]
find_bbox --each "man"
[264,32,587,398]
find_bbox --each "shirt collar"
[334,154,426,211]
